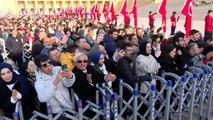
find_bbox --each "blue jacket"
[103,34,116,59]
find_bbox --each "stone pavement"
[114,0,213,38]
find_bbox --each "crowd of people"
[0,8,212,119]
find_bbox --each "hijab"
[91,51,102,67]
[0,63,17,85]
[139,41,149,56]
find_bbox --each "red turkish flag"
[102,1,108,18]
[120,0,127,17]
[90,4,95,19]
[131,0,138,27]
[181,0,192,37]
[158,0,167,32]
[110,2,117,21]
[93,4,100,20]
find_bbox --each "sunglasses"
[41,61,52,67]
[77,60,88,63]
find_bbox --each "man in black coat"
[71,52,116,118]
[6,29,24,69]
[115,43,152,90]
[71,52,115,104]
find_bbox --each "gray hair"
[73,52,88,62]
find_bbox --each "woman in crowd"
[158,44,186,77]
[135,41,161,94]
[0,63,35,119]
[90,51,116,88]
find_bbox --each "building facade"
[0,0,124,15]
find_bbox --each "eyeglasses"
[41,61,52,68]
[77,60,88,63]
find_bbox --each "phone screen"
[61,64,67,71]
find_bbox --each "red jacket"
[149,13,156,25]
[124,15,130,24]
[170,15,179,27]
[205,15,213,32]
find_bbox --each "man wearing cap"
[204,9,213,40]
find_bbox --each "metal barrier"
[23,43,32,60]
[183,71,198,120]
[118,79,156,120]
[30,91,83,120]
[2,63,213,120]
[152,76,172,120]
[70,84,112,120]
[162,72,187,120]
[193,63,213,119]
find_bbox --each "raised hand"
[105,73,117,82]
[12,89,18,100]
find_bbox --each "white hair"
[73,52,88,62]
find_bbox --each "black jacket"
[6,36,24,56]
[0,81,20,118]
[71,65,105,104]
[116,56,152,88]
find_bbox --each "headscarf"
[139,41,150,56]
[0,63,16,85]
[91,51,102,67]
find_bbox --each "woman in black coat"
[0,63,35,119]
[158,44,185,75]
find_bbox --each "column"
[44,0,47,13]
[35,0,38,12]
[62,0,65,9]
[53,0,56,10]
[24,0,28,10]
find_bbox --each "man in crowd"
[34,54,75,119]
[148,11,157,28]
[6,29,25,69]
[48,47,62,66]
[204,9,213,40]
[40,37,53,56]
[188,29,201,44]
[170,11,179,35]
[103,28,118,59]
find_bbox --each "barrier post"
[199,69,209,119]
[149,85,156,120]
[133,89,139,120]
[189,73,197,120]
[165,80,172,120]
[104,94,111,120]
[47,104,53,120]
[77,100,83,120]
[178,76,187,120]
[112,93,119,120]
[119,79,123,113]
[206,69,213,120]
[13,112,19,120]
